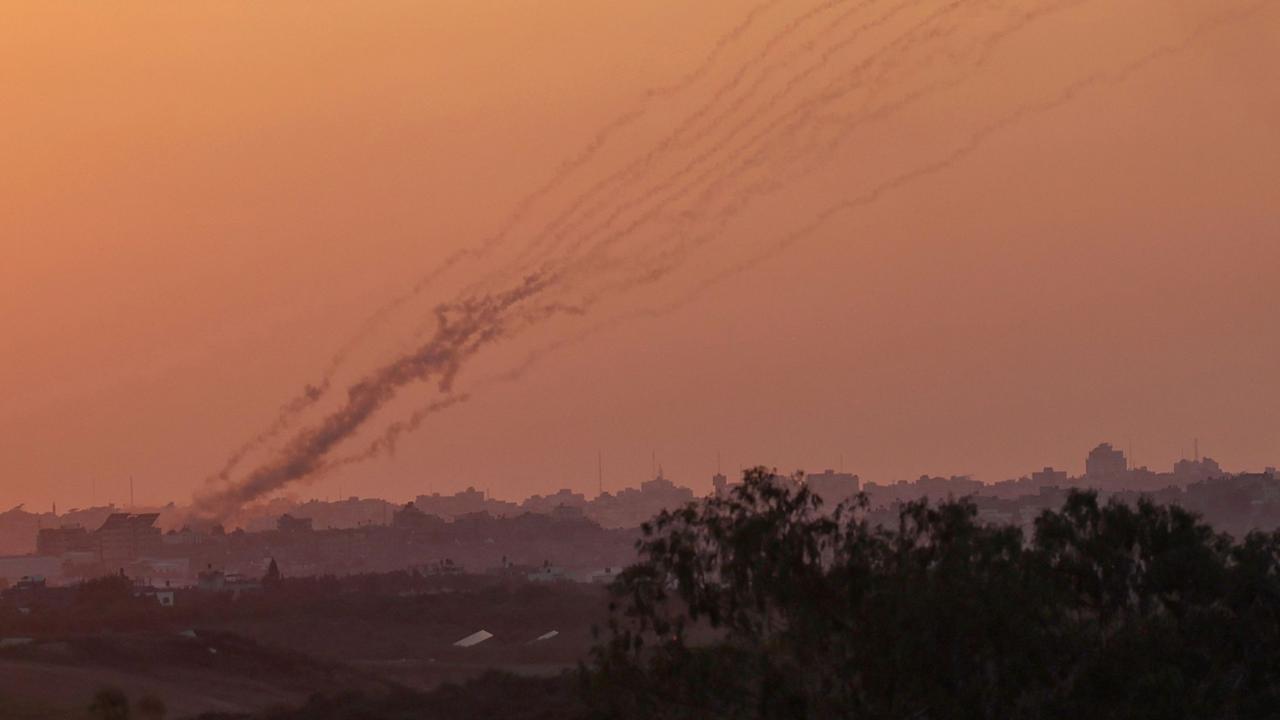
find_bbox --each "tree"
[264,558,282,586]
[76,574,135,608]
[583,467,1280,719]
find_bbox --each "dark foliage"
[582,468,1280,720]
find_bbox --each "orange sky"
[2,1,1278,511]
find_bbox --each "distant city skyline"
[8,439,1272,515]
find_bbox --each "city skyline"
[7,439,1270,516]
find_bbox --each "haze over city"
[3,1,1277,515]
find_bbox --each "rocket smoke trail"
[200,0,786,484]
[370,0,1267,459]
[194,273,568,519]
[194,0,1262,520]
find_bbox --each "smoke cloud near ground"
[192,0,1266,521]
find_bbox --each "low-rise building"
[804,470,861,504]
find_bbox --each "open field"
[0,577,605,718]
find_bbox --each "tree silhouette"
[264,557,282,586]
[583,467,1280,719]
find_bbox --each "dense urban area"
[2,442,1277,593]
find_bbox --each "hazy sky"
[2,0,1278,512]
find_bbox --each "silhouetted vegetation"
[582,468,1280,719]
[16,470,1280,719]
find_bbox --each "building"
[1030,467,1068,488]
[276,514,314,533]
[392,502,444,531]
[588,470,696,528]
[549,504,587,522]
[522,489,588,515]
[95,513,162,564]
[1173,457,1223,484]
[196,564,261,597]
[711,472,730,497]
[1085,444,1128,487]
[804,470,861,504]
[414,487,519,520]
[36,525,91,557]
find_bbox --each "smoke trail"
[542,0,965,265]
[325,393,473,469]
[199,0,1257,520]
[470,0,878,293]
[497,0,965,288]
[416,0,975,343]
[575,0,1095,271]
[200,380,329,489]
[662,3,1277,337]
[548,0,1098,286]
[192,274,565,519]
[332,0,785,343]
[199,0,792,482]
[195,0,1038,517]
[369,0,1264,461]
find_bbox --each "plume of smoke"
[196,0,1038,517]
[518,0,951,275]
[574,0,1093,273]
[192,274,562,519]
[371,0,1265,463]
[197,0,1260,521]
[546,0,1095,288]
[326,393,473,469]
[198,0,790,483]
[470,0,880,294]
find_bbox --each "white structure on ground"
[453,630,494,648]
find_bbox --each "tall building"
[95,513,161,564]
[1085,443,1129,487]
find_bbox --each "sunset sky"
[2,0,1277,513]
